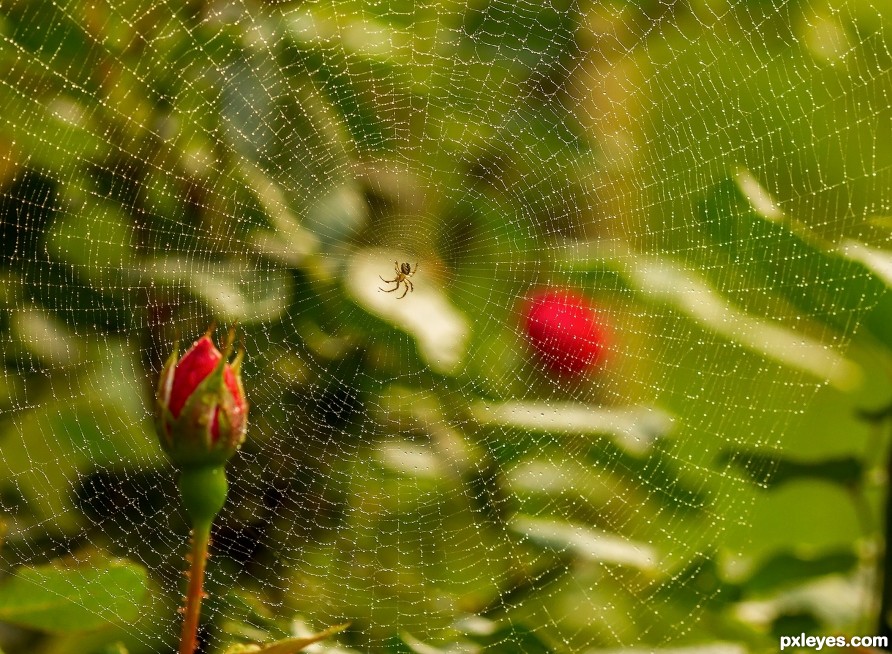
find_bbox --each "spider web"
[0,0,890,652]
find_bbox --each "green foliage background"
[0,0,891,652]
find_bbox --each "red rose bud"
[156,329,248,468]
[523,290,607,375]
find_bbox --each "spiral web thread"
[0,1,890,652]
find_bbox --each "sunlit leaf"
[698,169,892,351]
[346,248,471,375]
[224,623,350,654]
[735,574,863,632]
[472,400,674,455]
[507,446,706,521]
[566,242,861,390]
[511,515,659,571]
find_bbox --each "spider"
[379,261,417,299]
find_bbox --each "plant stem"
[179,522,211,654]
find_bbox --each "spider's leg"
[398,283,409,299]
[409,262,418,276]
[380,275,399,283]
[406,279,414,292]
[380,283,399,293]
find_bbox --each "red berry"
[523,290,607,375]
[156,331,248,468]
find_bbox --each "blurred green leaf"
[9,305,84,367]
[280,41,391,152]
[743,550,858,594]
[303,182,368,249]
[0,88,108,175]
[719,450,863,489]
[0,338,160,528]
[653,555,741,609]
[145,256,294,323]
[770,611,822,640]
[0,170,58,265]
[46,198,136,294]
[219,50,285,163]
[0,556,148,633]
[467,625,556,653]
[3,3,100,88]
[462,0,578,70]
[238,160,321,265]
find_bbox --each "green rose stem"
[155,328,248,654]
[178,466,228,654]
